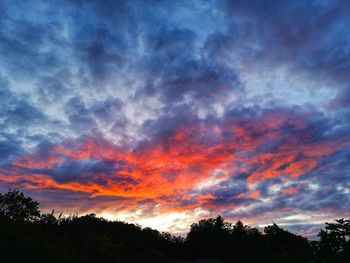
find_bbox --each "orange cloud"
[2,111,350,218]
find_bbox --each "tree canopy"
[0,189,348,263]
[0,189,40,222]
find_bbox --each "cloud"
[0,0,349,235]
[1,106,349,233]
[219,0,350,109]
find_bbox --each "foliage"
[0,189,40,222]
[0,190,348,263]
[263,223,312,263]
[314,218,350,263]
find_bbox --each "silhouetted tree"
[0,189,40,222]
[229,220,264,262]
[1,189,350,263]
[315,218,350,263]
[186,216,231,259]
[263,223,312,263]
[186,216,266,262]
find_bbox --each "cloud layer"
[0,0,350,236]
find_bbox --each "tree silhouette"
[0,189,349,263]
[0,189,40,222]
[316,218,350,262]
[186,216,266,262]
[230,220,264,262]
[264,223,312,263]
[186,216,231,259]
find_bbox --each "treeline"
[0,190,349,262]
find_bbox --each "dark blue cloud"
[46,158,129,185]
[220,0,350,108]
[0,138,22,164]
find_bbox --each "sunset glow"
[1,0,350,237]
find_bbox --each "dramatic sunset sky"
[1,0,350,236]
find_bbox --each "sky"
[0,0,350,237]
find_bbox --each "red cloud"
[2,110,350,216]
